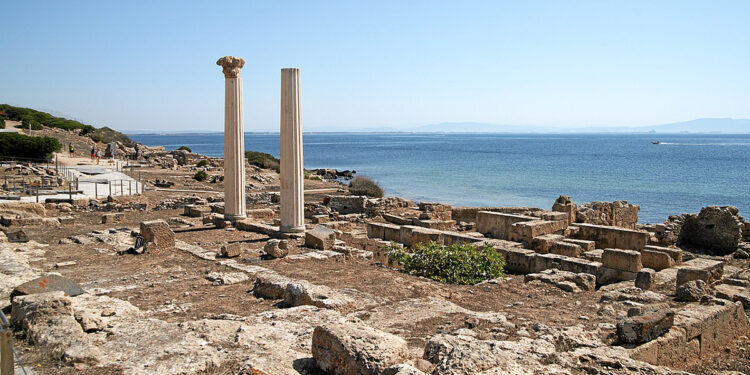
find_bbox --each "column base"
[224,214,247,222]
[280,224,306,233]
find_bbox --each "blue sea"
[129,133,750,224]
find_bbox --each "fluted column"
[217,56,246,221]
[280,68,305,233]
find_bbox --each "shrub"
[0,133,61,160]
[177,146,192,152]
[0,116,5,129]
[348,176,384,197]
[196,159,209,167]
[193,170,208,181]
[245,150,280,172]
[386,242,505,285]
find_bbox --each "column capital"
[216,56,245,78]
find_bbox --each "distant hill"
[410,118,750,134]
[0,104,135,146]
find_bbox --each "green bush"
[348,176,384,197]
[0,133,62,160]
[21,118,43,130]
[386,242,505,285]
[196,159,209,167]
[177,146,192,152]
[0,116,5,129]
[193,170,208,181]
[245,150,280,172]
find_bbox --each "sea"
[129,132,750,224]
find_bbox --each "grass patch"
[0,133,61,160]
[245,150,280,172]
[386,242,505,285]
[348,176,384,197]
[196,159,209,167]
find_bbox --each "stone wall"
[476,211,537,240]
[574,223,649,250]
[677,206,744,255]
[576,201,640,229]
[451,206,543,223]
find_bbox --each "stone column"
[279,68,305,233]
[217,56,246,221]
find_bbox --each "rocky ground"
[1,128,749,375]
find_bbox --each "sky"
[1,1,749,132]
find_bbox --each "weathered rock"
[139,220,175,250]
[576,200,640,229]
[220,243,241,258]
[551,195,576,225]
[383,364,426,375]
[6,229,29,243]
[616,308,674,344]
[10,274,85,301]
[305,225,336,250]
[264,239,289,258]
[602,248,642,273]
[676,280,707,302]
[205,271,248,285]
[678,206,743,255]
[635,268,656,291]
[312,320,409,375]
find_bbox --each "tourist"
[96,149,101,164]
[90,146,95,161]
[68,143,74,157]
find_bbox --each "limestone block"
[616,308,674,344]
[139,220,175,250]
[596,267,637,285]
[306,225,337,250]
[641,249,674,271]
[530,234,564,253]
[476,211,536,240]
[676,260,724,286]
[602,248,642,273]
[549,241,583,257]
[508,220,567,244]
[410,227,443,247]
[575,223,649,250]
[312,321,410,375]
[264,239,289,258]
[644,245,683,263]
[561,238,595,251]
[635,268,656,290]
[220,243,241,258]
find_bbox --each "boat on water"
[652,141,661,144]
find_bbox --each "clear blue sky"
[1,1,749,132]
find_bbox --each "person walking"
[96,149,101,164]
[68,143,75,157]
[90,146,95,161]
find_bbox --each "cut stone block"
[602,248,642,273]
[476,211,536,240]
[508,220,567,244]
[549,241,583,257]
[10,275,84,301]
[139,220,175,250]
[676,259,724,286]
[530,234,564,253]
[306,225,337,250]
[575,223,649,250]
[220,243,241,258]
[561,238,595,251]
[617,308,674,344]
[641,249,674,271]
[635,268,656,290]
[644,245,683,263]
